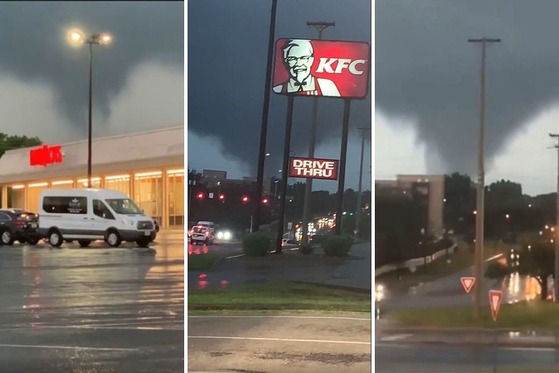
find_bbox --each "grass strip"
[189,281,371,313]
[389,300,559,330]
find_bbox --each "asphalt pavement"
[0,229,184,373]
[376,342,559,372]
[188,314,371,373]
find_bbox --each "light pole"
[68,29,112,188]
[468,37,501,319]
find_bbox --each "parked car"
[0,209,41,245]
[149,217,160,242]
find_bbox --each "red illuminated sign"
[29,145,63,167]
[273,39,370,99]
[289,157,339,180]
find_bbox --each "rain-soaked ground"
[0,231,184,373]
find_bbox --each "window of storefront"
[167,169,184,227]
[8,185,25,209]
[78,177,101,188]
[27,182,49,212]
[134,171,162,223]
[105,174,130,196]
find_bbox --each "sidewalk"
[188,242,372,291]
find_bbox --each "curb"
[293,280,371,294]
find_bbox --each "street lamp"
[67,29,112,188]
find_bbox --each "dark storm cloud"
[377,0,559,174]
[0,1,183,127]
[188,0,371,177]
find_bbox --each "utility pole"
[550,133,559,303]
[354,127,370,239]
[468,37,501,319]
[301,20,335,245]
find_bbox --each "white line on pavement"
[225,254,244,259]
[188,315,371,321]
[189,335,371,345]
[0,343,139,351]
[380,334,413,342]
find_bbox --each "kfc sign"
[289,157,339,180]
[273,39,370,99]
[29,145,63,167]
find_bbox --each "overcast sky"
[187,0,372,192]
[0,2,183,144]
[376,0,559,196]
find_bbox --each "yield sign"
[460,277,476,294]
[489,290,503,321]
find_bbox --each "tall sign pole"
[254,0,278,233]
[334,99,352,235]
[354,127,370,239]
[301,21,335,245]
[468,37,500,318]
[271,39,370,239]
[275,96,295,254]
[550,133,559,302]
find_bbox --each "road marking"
[0,343,139,351]
[380,333,413,342]
[189,335,371,345]
[189,315,370,321]
[0,324,183,332]
[225,254,244,259]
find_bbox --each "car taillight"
[15,218,25,227]
[205,232,209,236]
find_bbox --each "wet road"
[0,231,184,373]
[376,343,559,372]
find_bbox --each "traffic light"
[242,196,249,203]
[219,194,225,201]
[262,198,269,204]
[196,192,205,200]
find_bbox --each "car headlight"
[376,284,385,302]
[224,231,232,240]
[217,232,224,240]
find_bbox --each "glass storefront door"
[27,182,49,212]
[167,170,184,227]
[8,185,25,210]
[134,172,162,223]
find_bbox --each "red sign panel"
[489,290,503,322]
[289,157,339,180]
[29,145,63,167]
[273,38,370,99]
[460,277,476,294]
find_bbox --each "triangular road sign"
[460,277,476,294]
[489,290,503,321]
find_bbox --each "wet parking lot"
[0,231,184,372]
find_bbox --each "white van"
[38,188,156,248]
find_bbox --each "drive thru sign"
[460,277,476,294]
[489,290,503,321]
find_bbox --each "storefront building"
[0,126,184,229]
